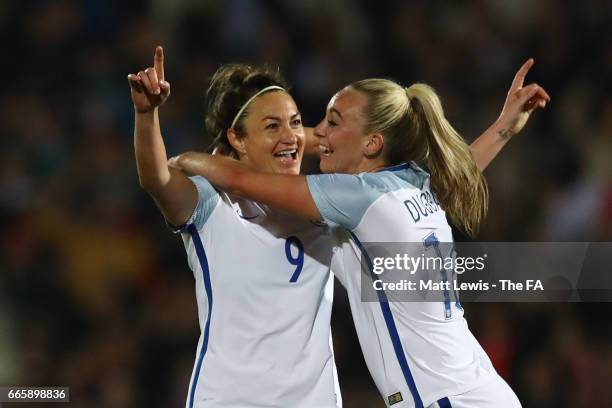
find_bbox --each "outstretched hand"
[127,46,171,113]
[497,58,551,139]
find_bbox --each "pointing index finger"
[509,58,534,93]
[154,46,164,82]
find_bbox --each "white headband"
[230,85,286,129]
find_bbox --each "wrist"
[134,106,158,115]
[492,118,514,142]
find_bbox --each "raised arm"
[469,58,550,171]
[169,153,321,221]
[128,46,197,226]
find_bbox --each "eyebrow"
[261,112,301,121]
[329,108,343,120]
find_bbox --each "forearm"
[133,110,198,225]
[470,59,550,172]
[176,153,243,193]
[470,120,513,172]
[174,152,321,219]
[134,109,172,191]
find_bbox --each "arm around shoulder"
[169,152,321,221]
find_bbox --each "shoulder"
[304,163,430,230]
[308,162,428,196]
[177,176,221,232]
[364,162,430,191]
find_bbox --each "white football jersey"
[307,163,495,408]
[178,176,341,408]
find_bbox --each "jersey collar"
[376,162,411,172]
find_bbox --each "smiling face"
[232,91,305,175]
[314,87,372,174]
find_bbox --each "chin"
[274,164,301,175]
[319,158,335,174]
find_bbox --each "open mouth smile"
[273,148,298,166]
[318,144,332,157]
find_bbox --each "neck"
[354,157,389,173]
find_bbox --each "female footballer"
[129,47,342,408]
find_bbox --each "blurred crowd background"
[1,0,611,407]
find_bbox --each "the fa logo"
[526,280,544,290]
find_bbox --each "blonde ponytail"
[404,83,488,237]
[350,79,487,237]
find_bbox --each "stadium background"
[1,0,611,407]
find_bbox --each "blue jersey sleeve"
[173,176,220,232]
[306,173,385,230]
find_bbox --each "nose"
[280,123,298,144]
[313,118,326,139]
